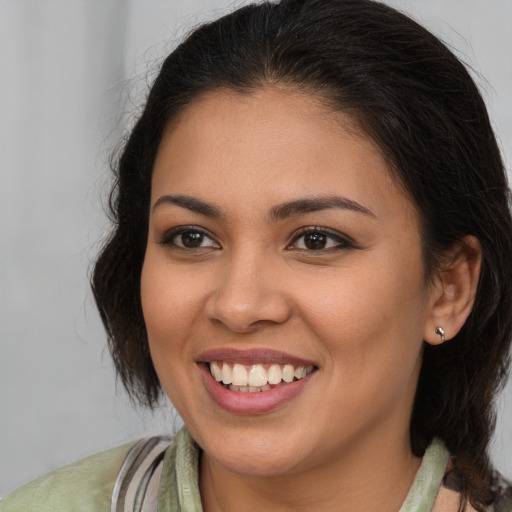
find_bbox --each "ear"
[424,235,482,345]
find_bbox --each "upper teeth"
[209,362,314,388]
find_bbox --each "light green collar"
[399,439,450,511]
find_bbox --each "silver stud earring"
[435,326,446,342]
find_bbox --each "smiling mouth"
[209,362,316,392]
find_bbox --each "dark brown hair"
[92,1,512,509]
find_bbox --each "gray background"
[1,0,511,497]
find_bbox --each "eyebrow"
[153,194,375,221]
[269,196,375,222]
[153,194,224,219]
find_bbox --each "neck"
[199,429,421,512]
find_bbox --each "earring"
[435,326,446,342]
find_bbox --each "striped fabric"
[111,436,171,512]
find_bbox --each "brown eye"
[304,232,327,250]
[289,228,353,252]
[160,227,220,250]
[180,232,204,248]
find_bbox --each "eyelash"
[158,226,355,253]
[287,226,355,253]
[158,226,220,251]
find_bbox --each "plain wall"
[1,0,511,497]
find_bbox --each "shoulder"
[435,468,512,512]
[0,440,139,512]
[493,483,512,512]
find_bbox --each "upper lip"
[196,348,317,367]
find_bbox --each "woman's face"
[141,88,439,478]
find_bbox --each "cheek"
[297,255,429,376]
[140,256,203,410]
[300,270,427,435]
[141,255,202,345]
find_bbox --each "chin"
[193,422,313,478]
[207,442,306,478]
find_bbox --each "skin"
[140,87,478,511]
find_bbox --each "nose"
[204,252,292,333]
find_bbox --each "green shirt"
[0,428,470,512]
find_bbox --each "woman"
[2,0,512,510]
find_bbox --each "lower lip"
[199,364,316,414]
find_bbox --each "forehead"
[160,87,370,160]
[151,87,415,223]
